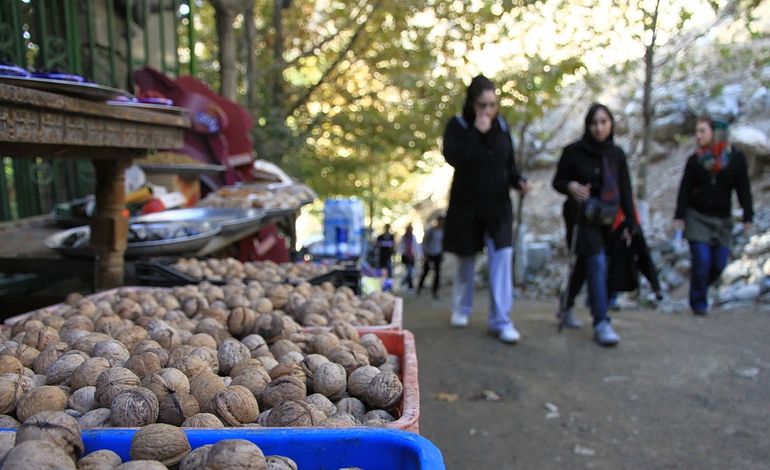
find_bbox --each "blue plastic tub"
[81,428,445,469]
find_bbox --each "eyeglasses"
[474,101,498,109]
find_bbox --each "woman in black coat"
[442,75,531,344]
[552,103,636,347]
[674,117,753,315]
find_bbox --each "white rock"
[731,125,770,159]
[574,445,596,457]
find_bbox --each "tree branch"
[285,0,382,117]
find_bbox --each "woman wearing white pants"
[442,75,531,344]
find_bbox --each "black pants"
[418,254,443,296]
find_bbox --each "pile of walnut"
[198,184,315,211]
[0,417,307,469]
[0,285,403,434]
[172,258,340,285]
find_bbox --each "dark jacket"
[442,115,525,256]
[675,148,753,223]
[552,139,636,256]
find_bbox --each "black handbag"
[582,198,618,226]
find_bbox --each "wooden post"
[91,158,131,289]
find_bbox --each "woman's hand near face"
[474,114,492,133]
[567,181,591,202]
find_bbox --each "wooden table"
[0,83,189,289]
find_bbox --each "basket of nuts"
[0,286,420,439]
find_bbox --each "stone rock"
[731,125,770,160]
[660,268,686,290]
[705,83,743,120]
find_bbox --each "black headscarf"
[582,103,615,156]
[462,75,496,124]
[582,103,620,205]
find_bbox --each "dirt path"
[403,289,770,469]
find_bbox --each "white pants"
[452,235,515,330]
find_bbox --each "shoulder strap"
[497,115,509,132]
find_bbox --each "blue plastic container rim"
[0,427,445,470]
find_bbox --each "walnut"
[256,409,271,426]
[45,352,87,386]
[313,362,347,399]
[301,354,329,390]
[319,412,358,428]
[187,333,218,349]
[92,340,130,368]
[109,387,159,426]
[268,362,306,382]
[180,296,209,318]
[148,324,183,351]
[124,351,163,379]
[16,385,68,422]
[205,439,267,469]
[265,400,324,427]
[142,367,190,402]
[359,334,388,366]
[132,339,164,355]
[32,342,68,375]
[77,449,123,470]
[261,376,306,409]
[365,371,403,410]
[194,318,231,345]
[0,355,22,375]
[227,307,257,338]
[269,339,302,361]
[231,370,271,398]
[68,386,97,414]
[114,326,149,352]
[19,326,60,352]
[182,412,224,428]
[179,444,213,470]
[70,357,111,390]
[77,408,111,428]
[66,292,84,305]
[254,297,273,315]
[72,333,112,355]
[230,359,269,378]
[175,356,211,378]
[241,334,271,358]
[335,397,366,422]
[341,340,369,358]
[16,410,83,461]
[129,423,191,466]
[189,346,220,374]
[211,385,260,426]
[0,431,14,461]
[253,312,289,344]
[59,328,90,346]
[308,332,340,357]
[364,409,395,423]
[0,344,39,369]
[1,440,76,469]
[189,372,226,414]
[94,315,124,336]
[94,367,140,408]
[158,391,200,425]
[0,414,19,428]
[43,316,66,331]
[266,455,298,470]
[257,356,279,372]
[327,347,369,376]
[115,461,167,469]
[380,354,400,374]
[265,285,290,310]
[217,339,251,375]
[347,365,380,398]
[305,393,337,417]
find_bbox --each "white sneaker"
[450,312,469,328]
[497,324,521,344]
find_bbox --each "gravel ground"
[403,286,770,469]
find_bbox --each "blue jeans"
[582,250,609,326]
[689,242,730,313]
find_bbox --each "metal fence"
[0,0,197,220]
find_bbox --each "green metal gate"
[0,0,198,221]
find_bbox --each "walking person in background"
[418,215,445,299]
[442,74,531,344]
[398,224,421,292]
[376,224,395,278]
[675,117,753,316]
[552,103,637,347]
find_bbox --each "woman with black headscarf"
[552,103,636,346]
[674,117,753,315]
[442,75,531,344]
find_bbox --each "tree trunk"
[271,0,285,110]
[244,6,256,109]
[637,0,660,202]
[214,6,237,100]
